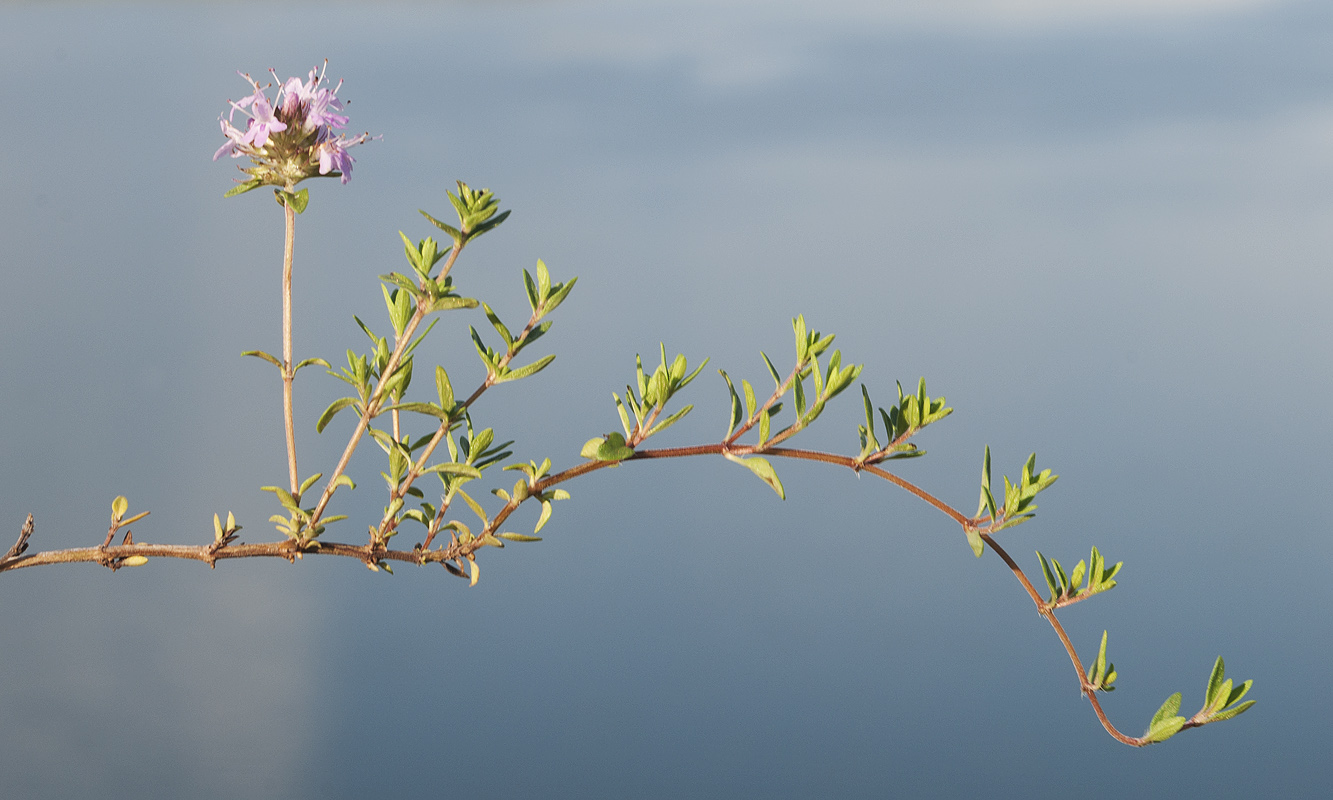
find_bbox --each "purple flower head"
[214,61,373,195]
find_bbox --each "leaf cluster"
[966,448,1059,556]
[420,181,511,247]
[1036,546,1121,608]
[262,472,353,544]
[855,378,952,465]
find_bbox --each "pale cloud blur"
[513,0,1293,89]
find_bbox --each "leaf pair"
[522,260,576,318]
[1144,657,1255,744]
[1085,631,1117,693]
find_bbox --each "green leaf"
[725,454,785,499]
[317,397,360,433]
[428,296,479,313]
[1206,656,1227,709]
[965,528,984,557]
[495,354,556,383]
[646,404,693,438]
[594,432,635,462]
[278,187,309,214]
[456,488,488,526]
[760,351,782,389]
[1070,560,1087,594]
[222,179,263,198]
[294,357,331,373]
[482,302,514,349]
[499,532,543,542]
[1037,552,1060,602]
[112,495,128,521]
[386,401,449,421]
[435,365,455,412]
[544,276,577,315]
[332,474,356,491]
[977,445,995,519]
[419,209,463,244]
[1145,706,1186,743]
[535,500,553,533]
[522,267,540,311]
[298,473,323,497]
[1150,692,1182,728]
[422,462,483,480]
[720,371,743,439]
[242,350,283,369]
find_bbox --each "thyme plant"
[0,64,1254,748]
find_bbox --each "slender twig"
[372,304,545,544]
[0,418,1147,746]
[1,515,33,564]
[281,191,299,494]
[724,358,806,445]
[307,240,463,529]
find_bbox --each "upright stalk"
[281,192,299,495]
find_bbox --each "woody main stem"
[282,195,298,495]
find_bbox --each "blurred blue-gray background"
[1,1,1328,796]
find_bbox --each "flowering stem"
[281,194,299,495]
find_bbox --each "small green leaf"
[294,357,331,374]
[317,397,360,433]
[725,454,785,499]
[1211,699,1255,722]
[965,528,984,557]
[1206,656,1227,708]
[495,354,556,383]
[422,462,483,480]
[456,488,489,526]
[242,350,284,369]
[419,209,463,244]
[298,473,323,497]
[594,432,635,462]
[646,404,693,438]
[977,445,995,520]
[1145,713,1186,744]
[499,532,543,542]
[760,351,782,389]
[122,555,149,567]
[428,296,479,313]
[223,179,263,198]
[1150,692,1182,728]
[112,496,129,521]
[535,500,553,533]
